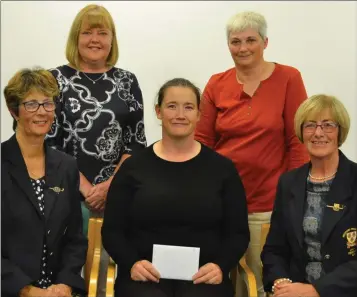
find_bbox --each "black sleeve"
[1,237,34,295]
[1,167,34,295]
[55,159,87,293]
[261,175,291,292]
[102,158,141,272]
[213,161,250,275]
[122,73,147,156]
[312,260,357,297]
[45,69,65,151]
[1,258,33,296]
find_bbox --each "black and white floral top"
[46,65,147,185]
[30,177,52,288]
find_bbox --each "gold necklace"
[309,171,337,180]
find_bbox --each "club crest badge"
[343,228,357,256]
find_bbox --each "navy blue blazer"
[262,151,357,297]
[1,135,88,297]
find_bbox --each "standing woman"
[47,3,146,216]
[46,4,147,296]
[195,11,309,297]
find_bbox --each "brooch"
[49,186,64,194]
[326,203,344,211]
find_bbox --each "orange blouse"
[195,63,310,213]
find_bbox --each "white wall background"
[1,1,356,161]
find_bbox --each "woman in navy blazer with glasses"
[1,67,87,297]
[262,94,357,297]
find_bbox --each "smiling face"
[302,109,339,160]
[14,90,55,138]
[228,28,267,67]
[155,86,200,140]
[78,20,113,68]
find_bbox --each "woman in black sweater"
[102,78,249,297]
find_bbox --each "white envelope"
[152,244,200,281]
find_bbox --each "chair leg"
[238,257,258,297]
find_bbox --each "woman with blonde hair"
[195,11,309,296]
[46,4,147,296]
[262,94,357,297]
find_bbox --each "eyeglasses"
[303,121,338,133]
[20,101,56,113]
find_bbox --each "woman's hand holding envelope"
[192,263,223,285]
[131,260,161,283]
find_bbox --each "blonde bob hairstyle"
[226,11,267,41]
[66,4,119,69]
[294,94,350,147]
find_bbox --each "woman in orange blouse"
[195,11,309,297]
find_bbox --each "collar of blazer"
[2,134,64,220]
[289,150,354,248]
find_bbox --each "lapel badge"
[327,203,344,211]
[343,228,357,256]
[49,186,64,194]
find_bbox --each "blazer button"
[47,230,51,235]
[324,254,331,260]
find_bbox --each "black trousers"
[115,278,234,297]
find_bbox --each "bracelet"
[272,278,292,293]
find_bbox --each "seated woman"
[102,78,250,297]
[1,68,87,297]
[261,94,357,297]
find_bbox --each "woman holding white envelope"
[102,78,250,297]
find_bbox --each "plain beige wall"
[1,1,356,160]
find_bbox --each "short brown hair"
[294,94,350,146]
[66,4,119,69]
[156,78,201,107]
[4,67,59,116]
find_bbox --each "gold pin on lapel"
[49,186,64,194]
[327,203,344,211]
